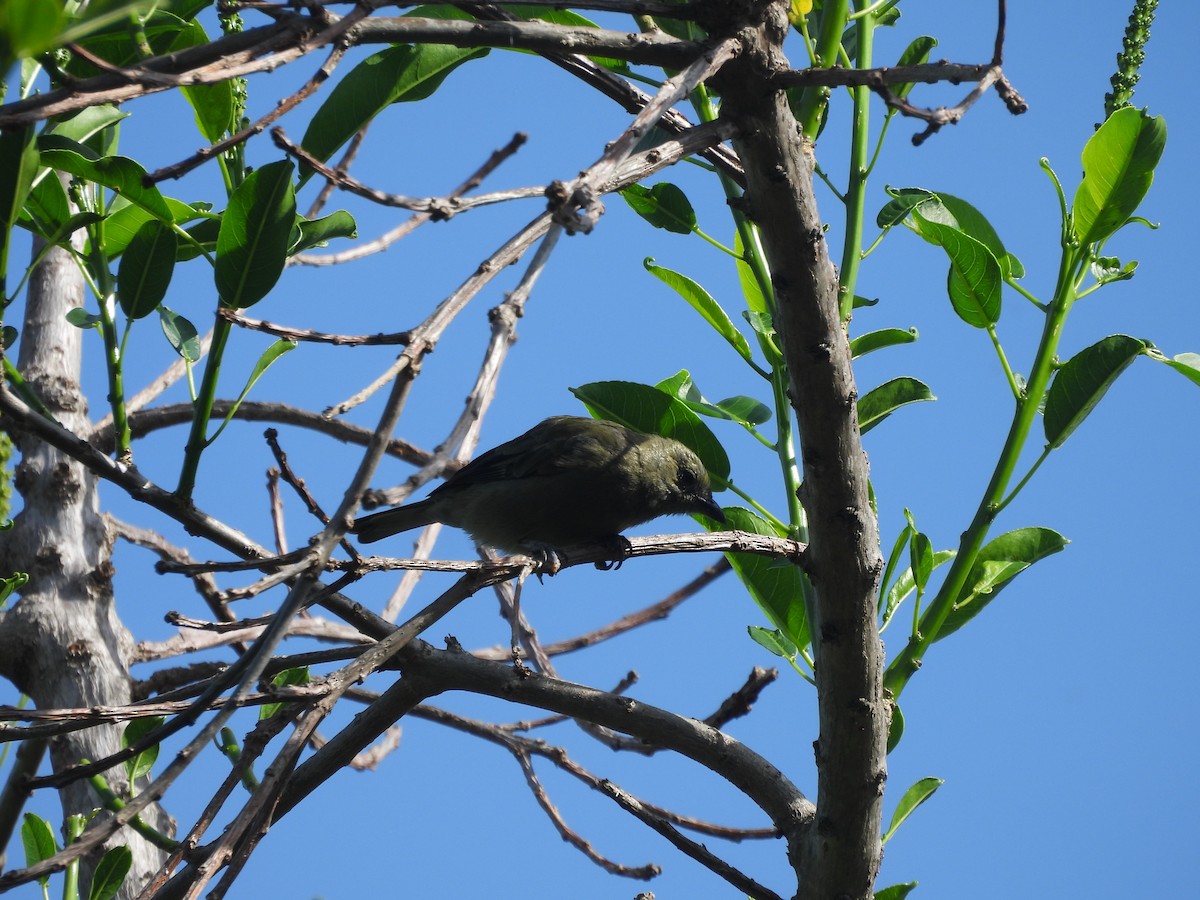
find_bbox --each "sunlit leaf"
[1043,334,1145,448]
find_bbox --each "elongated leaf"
[875,884,918,900]
[48,105,129,144]
[1073,106,1167,246]
[644,257,754,363]
[298,43,488,185]
[1,0,65,61]
[1153,350,1200,387]
[858,377,935,434]
[1043,334,1144,448]
[21,169,70,235]
[747,624,798,662]
[211,340,298,443]
[570,379,730,480]
[122,715,165,783]
[89,845,133,900]
[743,310,783,366]
[159,305,201,361]
[891,36,937,101]
[877,187,933,229]
[215,160,296,308]
[621,183,696,235]
[886,700,904,754]
[733,228,770,314]
[102,195,206,258]
[290,210,358,254]
[912,203,1002,327]
[118,220,176,319]
[169,20,236,142]
[938,527,1068,639]
[882,777,943,844]
[0,123,38,277]
[21,813,57,873]
[724,506,809,652]
[260,666,310,720]
[656,370,771,428]
[39,146,173,222]
[850,327,918,359]
[883,549,955,628]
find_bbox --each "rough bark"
[0,230,171,896]
[713,4,889,897]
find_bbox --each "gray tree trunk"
[0,228,170,897]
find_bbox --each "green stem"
[883,247,1086,697]
[176,311,232,499]
[837,6,875,321]
[987,324,1021,400]
[796,0,851,139]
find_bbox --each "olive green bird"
[352,416,725,553]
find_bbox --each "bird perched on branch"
[352,415,725,554]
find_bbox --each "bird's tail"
[352,500,437,543]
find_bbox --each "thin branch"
[219,307,411,345]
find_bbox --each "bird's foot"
[593,534,632,571]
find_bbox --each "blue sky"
[4,2,1198,898]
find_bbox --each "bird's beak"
[695,496,726,524]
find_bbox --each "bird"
[352,415,725,554]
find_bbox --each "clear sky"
[4,2,1197,898]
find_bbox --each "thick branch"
[712,4,887,898]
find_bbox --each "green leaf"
[911,202,1003,327]
[886,700,904,754]
[215,159,296,308]
[939,527,1069,639]
[290,210,358,254]
[88,844,133,900]
[1073,106,1167,246]
[118,220,176,319]
[570,379,730,481]
[1151,350,1200,387]
[883,550,955,628]
[21,812,57,876]
[655,370,771,428]
[1,325,16,348]
[47,106,129,145]
[621,183,696,235]
[891,36,937,101]
[875,883,919,900]
[882,777,943,844]
[877,187,933,229]
[210,340,298,443]
[0,0,66,62]
[733,227,770,314]
[102,195,206,259]
[909,531,933,594]
[1043,334,1145,448]
[742,310,783,366]
[260,665,310,720]
[169,20,236,142]
[122,715,165,783]
[724,506,808,652]
[298,42,488,185]
[850,327,918,359]
[21,169,71,236]
[39,146,174,222]
[66,308,103,328]
[158,305,201,361]
[747,625,798,662]
[644,257,754,363]
[858,377,935,434]
[0,122,38,279]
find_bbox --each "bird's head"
[639,438,726,524]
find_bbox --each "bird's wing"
[441,417,631,488]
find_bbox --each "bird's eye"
[677,466,699,492]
